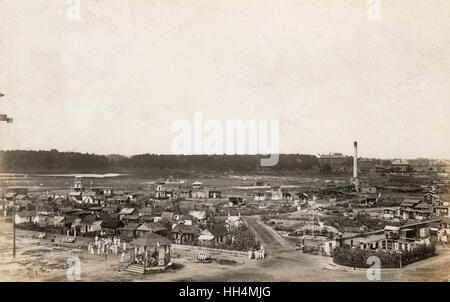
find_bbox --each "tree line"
[0,150,319,173]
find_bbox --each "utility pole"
[12,195,16,258]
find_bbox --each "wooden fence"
[171,244,248,258]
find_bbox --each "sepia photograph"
[0,0,449,287]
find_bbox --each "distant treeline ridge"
[0,150,321,173]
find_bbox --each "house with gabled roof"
[122,214,140,224]
[198,224,228,246]
[102,206,119,215]
[119,223,140,240]
[138,215,155,224]
[398,198,433,220]
[80,214,102,234]
[171,224,199,244]
[119,207,135,220]
[100,217,124,235]
[136,222,168,237]
[137,207,153,217]
[15,210,36,224]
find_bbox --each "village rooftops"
[172,224,197,234]
[353,234,387,245]
[119,208,135,215]
[82,214,100,225]
[138,215,155,222]
[5,192,16,198]
[383,207,399,211]
[89,206,103,211]
[400,199,422,207]
[83,191,97,197]
[119,223,140,231]
[65,216,81,224]
[59,207,80,213]
[414,203,432,210]
[341,218,442,241]
[138,207,153,215]
[102,206,119,212]
[16,210,36,218]
[181,213,194,221]
[123,214,140,221]
[136,222,167,233]
[160,211,175,220]
[100,218,124,229]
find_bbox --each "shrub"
[332,243,436,268]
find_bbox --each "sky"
[0,0,449,159]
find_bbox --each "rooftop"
[130,232,171,247]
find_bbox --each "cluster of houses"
[11,201,245,248]
[381,192,449,221]
[154,181,223,200]
[337,220,437,254]
[2,177,249,250]
[251,186,310,203]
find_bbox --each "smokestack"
[353,141,358,178]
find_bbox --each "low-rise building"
[136,222,168,237]
[80,214,102,234]
[119,223,140,240]
[208,190,222,199]
[15,210,36,224]
[100,218,124,235]
[171,224,198,244]
[382,207,399,220]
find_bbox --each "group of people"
[248,246,265,260]
[87,236,127,260]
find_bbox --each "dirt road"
[243,216,294,252]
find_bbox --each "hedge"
[332,243,436,268]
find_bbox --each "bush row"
[332,243,436,268]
